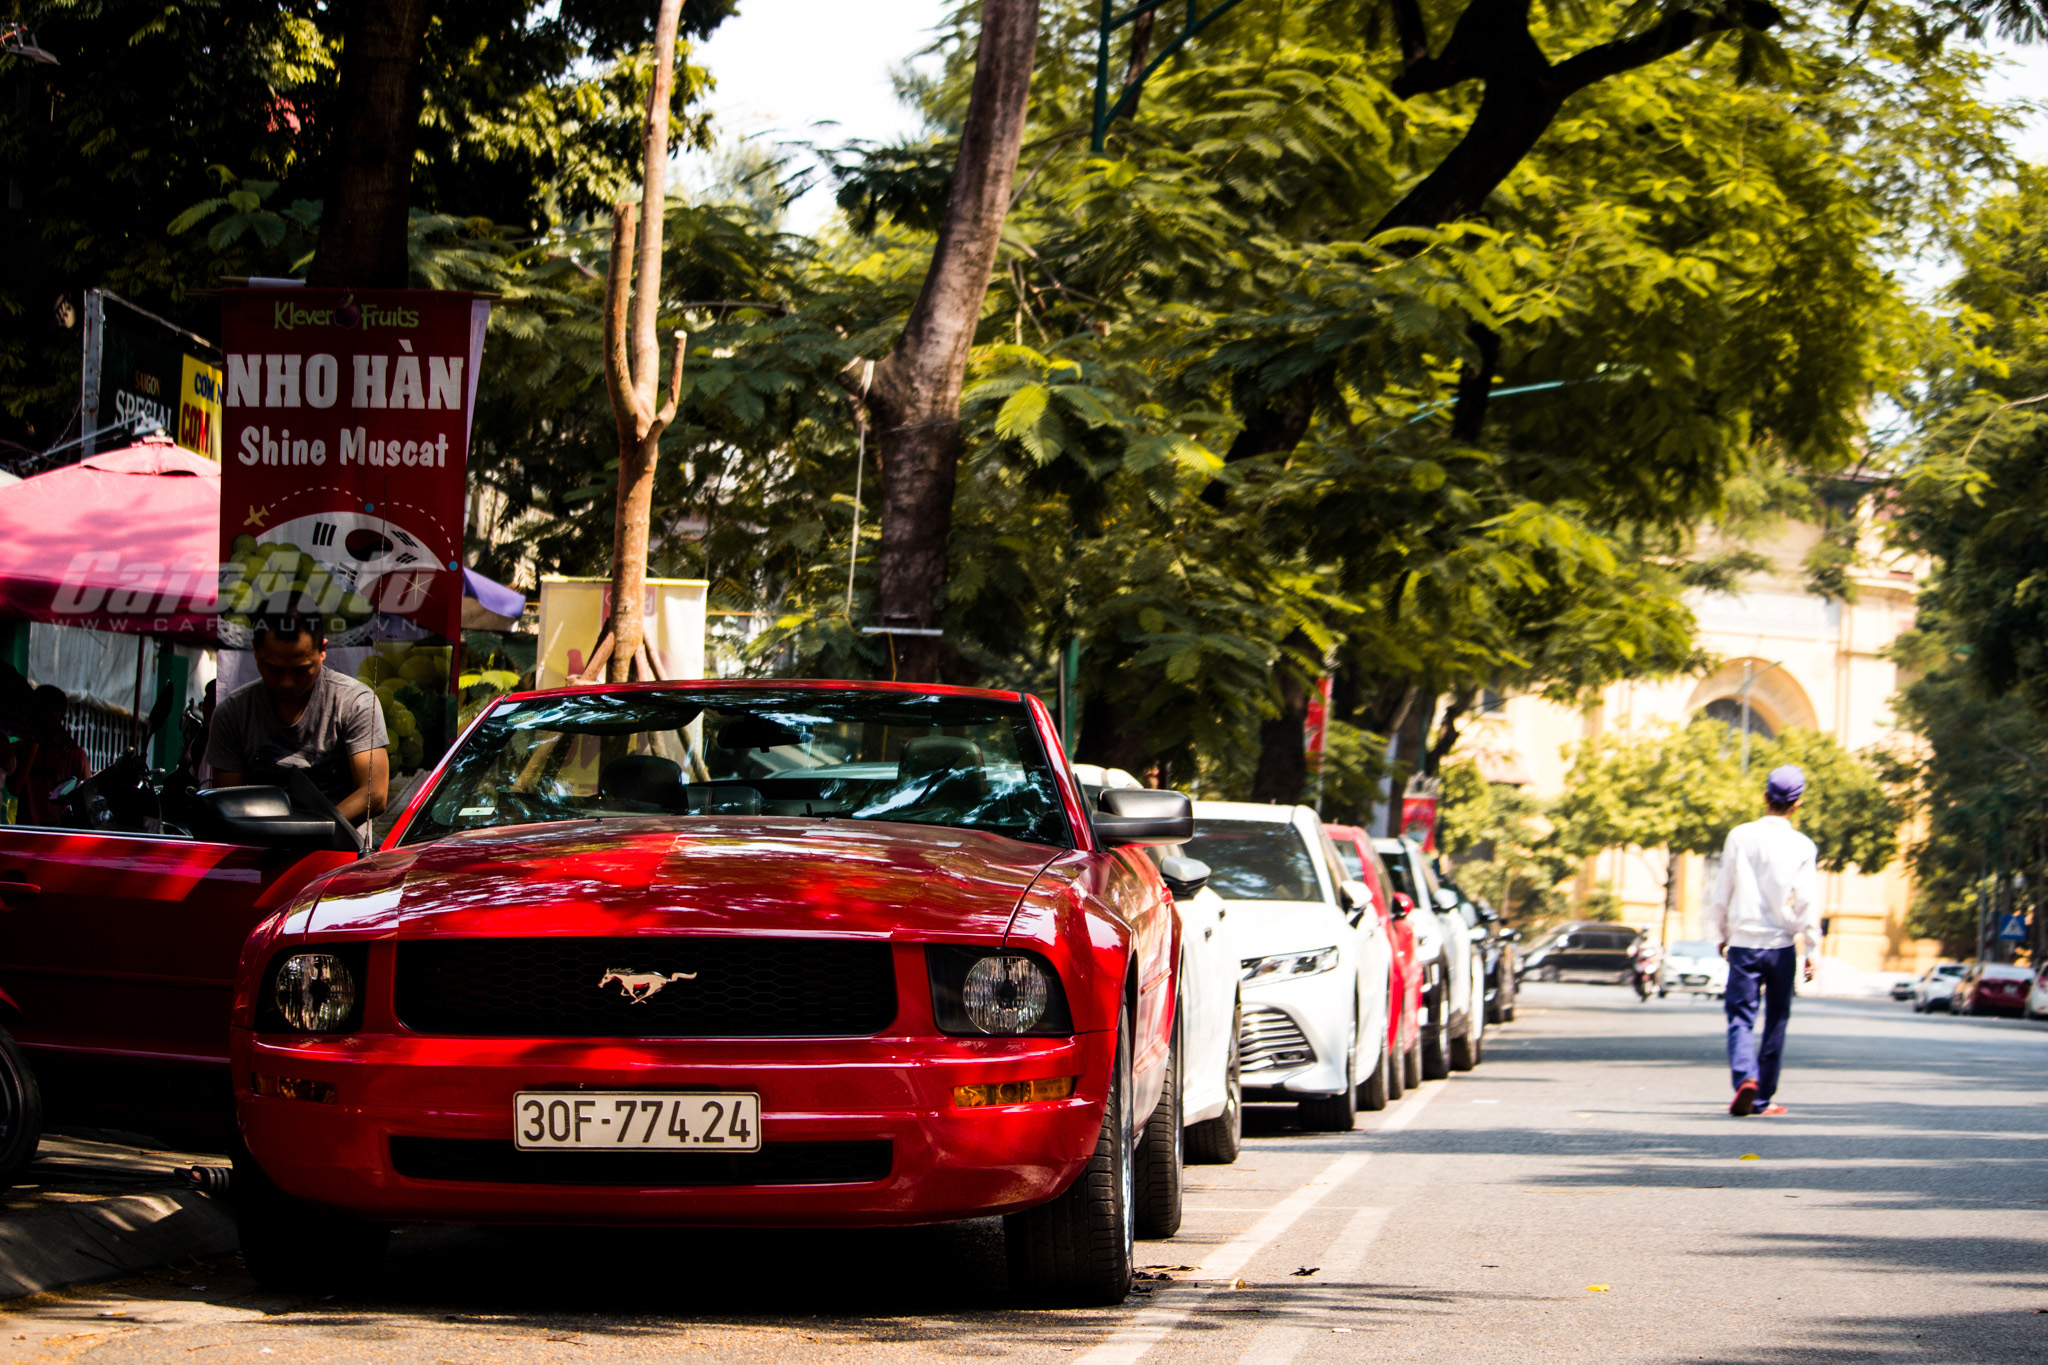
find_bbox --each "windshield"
[401,688,1071,847]
[1671,940,1715,957]
[1333,844,1364,879]
[1183,819,1323,902]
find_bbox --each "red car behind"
[1324,825,1422,1095]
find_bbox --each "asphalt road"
[7,982,2048,1363]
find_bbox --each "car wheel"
[1298,1010,1359,1132]
[1007,1011,1134,1306]
[1133,1015,1184,1239]
[1186,998,1243,1165]
[1421,1014,1450,1081]
[1485,992,1504,1026]
[1540,966,1560,983]
[1403,1035,1423,1090]
[234,1155,388,1292]
[1359,1039,1391,1112]
[0,1027,43,1185]
[1450,1020,1478,1072]
[1385,1023,1406,1101]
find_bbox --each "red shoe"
[1755,1103,1788,1116]
[1730,1080,1758,1116]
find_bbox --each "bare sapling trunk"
[602,0,690,683]
[857,0,1040,681]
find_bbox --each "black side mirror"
[1092,788,1194,846]
[1158,855,1210,899]
[1390,892,1414,920]
[190,786,356,853]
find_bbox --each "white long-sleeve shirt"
[1704,815,1822,957]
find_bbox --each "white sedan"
[1377,837,1485,1076]
[1074,766,1241,1163]
[1659,939,1730,998]
[1913,962,1967,1013]
[1185,802,1392,1131]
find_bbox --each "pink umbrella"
[0,437,219,640]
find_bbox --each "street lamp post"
[1734,660,1786,773]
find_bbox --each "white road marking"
[1078,1080,1448,1365]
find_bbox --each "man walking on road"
[1705,765,1821,1118]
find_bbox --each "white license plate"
[514,1092,761,1151]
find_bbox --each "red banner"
[217,289,487,645]
[1303,674,1333,757]
[1401,794,1440,853]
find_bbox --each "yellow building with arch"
[1458,511,1935,979]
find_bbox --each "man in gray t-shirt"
[207,617,390,824]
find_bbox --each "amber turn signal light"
[252,1075,337,1104]
[953,1076,1076,1108]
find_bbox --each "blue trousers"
[1724,945,1797,1101]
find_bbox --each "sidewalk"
[0,1130,236,1301]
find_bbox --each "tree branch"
[1551,0,1782,94]
[1388,0,1434,71]
[1390,0,1538,99]
[653,330,689,428]
[602,203,649,432]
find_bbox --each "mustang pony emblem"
[599,968,698,1003]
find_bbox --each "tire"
[1451,1022,1484,1071]
[1385,1023,1406,1101]
[1403,1035,1423,1090]
[1297,1008,1359,1132]
[1186,998,1242,1165]
[1007,1012,1134,1306]
[1359,1040,1391,1112]
[234,1155,388,1293]
[1133,1014,1183,1239]
[1421,982,1451,1081]
[0,1027,43,1185]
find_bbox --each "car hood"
[293,817,1060,941]
[1218,898,1348,959]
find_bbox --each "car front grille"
[1239,1007,1316,1073]
[393,937,898,1038]
[389,1137,893,1187]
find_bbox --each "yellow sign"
[178,354,223,460]
[537,577,708,687]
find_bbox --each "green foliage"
[1437,760,1577,926]
[1553,719,1900,875]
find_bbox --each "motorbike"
[1632,956,1660,1002]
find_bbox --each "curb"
[0,1188,237,1301]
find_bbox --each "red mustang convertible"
[229,681,1191,1303]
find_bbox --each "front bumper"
[1237,967,1356,1099]
[234,1029,1112,1226]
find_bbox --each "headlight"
[927,946,1074,1036]
[1241,946,1340,984]
[272,951,361,1033]
[964,955,1050,1033]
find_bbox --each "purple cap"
[1765,765,1805,806]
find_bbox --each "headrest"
[600,754,685,810]
[900,736,983,777]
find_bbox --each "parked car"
[1075,764,1240,1164]
[1954,962,2034,1017]
[0,784,359,1177]
[1441,877,1517,1025]
[1889,977,1919,1002]
[1912,962,1968,1012]
[1325,824,1423,1099]
[1659,939,1730,998]
[1186,802,1392,1131]
[1522,922,1640,984]
[224,681,1192,1305]
[1376,838,1485,1076]
[2025,966,2048,1021]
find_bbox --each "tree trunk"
[603,0,689,682]
[310,0,435,288]
[1249,630,1315,804]
[861,0,1040,682]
